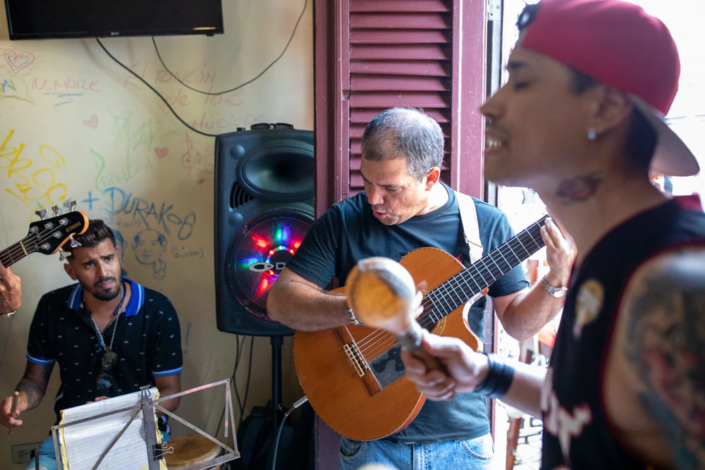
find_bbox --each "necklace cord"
[87,281,126,352]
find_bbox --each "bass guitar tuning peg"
[35,208,48,220]
[63,200,77,212]
[52,205,60,216]
[70,235,82,248]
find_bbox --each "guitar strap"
[455,191,483,264]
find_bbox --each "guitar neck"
[424,215,549,319]
[0,239,31,268]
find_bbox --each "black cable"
[271,396,308,470]
[95,38,220,138]
[216,334,247,437]
[152,0,308,96]
[239,335,255,428]
[233,334,247,416]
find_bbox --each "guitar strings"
[0,235,40,266]
[352,217,548,358]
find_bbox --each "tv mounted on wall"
[4,0,224,40]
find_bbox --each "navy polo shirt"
[26,278,183,423]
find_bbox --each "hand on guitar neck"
[0,261,21,316]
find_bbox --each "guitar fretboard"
[0,240,30,268]
[423,215,549,323]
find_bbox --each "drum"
[164,433,222,470]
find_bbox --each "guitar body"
[293,247,482,442]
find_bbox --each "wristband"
[346,307,361,326]
[0,310,16,318]
[473,353,515,399]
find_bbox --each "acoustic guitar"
[0,205,89,269]
[293,215,549,441]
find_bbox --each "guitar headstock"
[26,208,89,256]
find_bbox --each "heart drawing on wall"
[82,115,99,128]
[3,49,36,74]
[154,147,169,159]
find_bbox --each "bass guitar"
[293,215,549,441]
[0,203,89,269]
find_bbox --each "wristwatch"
[542,275,568,298]
[0,310,17,318]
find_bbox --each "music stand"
[50,379,240,470]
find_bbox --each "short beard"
[91,277,122,302]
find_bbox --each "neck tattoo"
[555,172,602,204]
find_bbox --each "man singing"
[403,1,705,469]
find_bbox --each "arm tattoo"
[625,270,705,468]
[17,380,45,410]
[17,363,53,410]
[555,172,602,203]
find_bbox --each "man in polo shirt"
[0,220,182,470]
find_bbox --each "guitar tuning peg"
[63,200,77,212]
[70,235,82,248]
[52,205,60,216]
[35,208,48,220]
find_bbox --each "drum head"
[165,434,222,469]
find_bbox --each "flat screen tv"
[5,0,224,40]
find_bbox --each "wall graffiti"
[132,229,168,280]
[102,187,196,241]
[0,129,69,209]
[92,110,173,190]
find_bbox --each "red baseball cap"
[520,0,699,177]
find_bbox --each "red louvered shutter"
[314,0,487,214]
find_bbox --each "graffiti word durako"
[104,187,195,240]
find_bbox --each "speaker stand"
[270,335,284,432]
[265,335,288,469]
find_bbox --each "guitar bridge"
[343,343,369,377]
[335,326,382,397]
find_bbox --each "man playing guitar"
[268,107,575,469]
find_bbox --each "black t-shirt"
[286,184,529,442]
[542,197,705,469]
[26,278,183,423]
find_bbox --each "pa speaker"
[215,126,314,336]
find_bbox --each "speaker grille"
[231,182,254,208]
[224,208,313,319]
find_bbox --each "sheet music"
[58,388,165,470]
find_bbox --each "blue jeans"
[27,428,172,470]
[25,436,58,470]
[338,433,495,470]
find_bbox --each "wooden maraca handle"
[411,348,443,372]
[395,320,444,372]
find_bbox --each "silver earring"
[587,128,597,141]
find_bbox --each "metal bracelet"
[542,274,568,298]
[346,307,361,326]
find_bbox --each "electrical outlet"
[11,442,43,464]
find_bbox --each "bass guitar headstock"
[27,201,89,257]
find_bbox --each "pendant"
[101,350,118,370]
